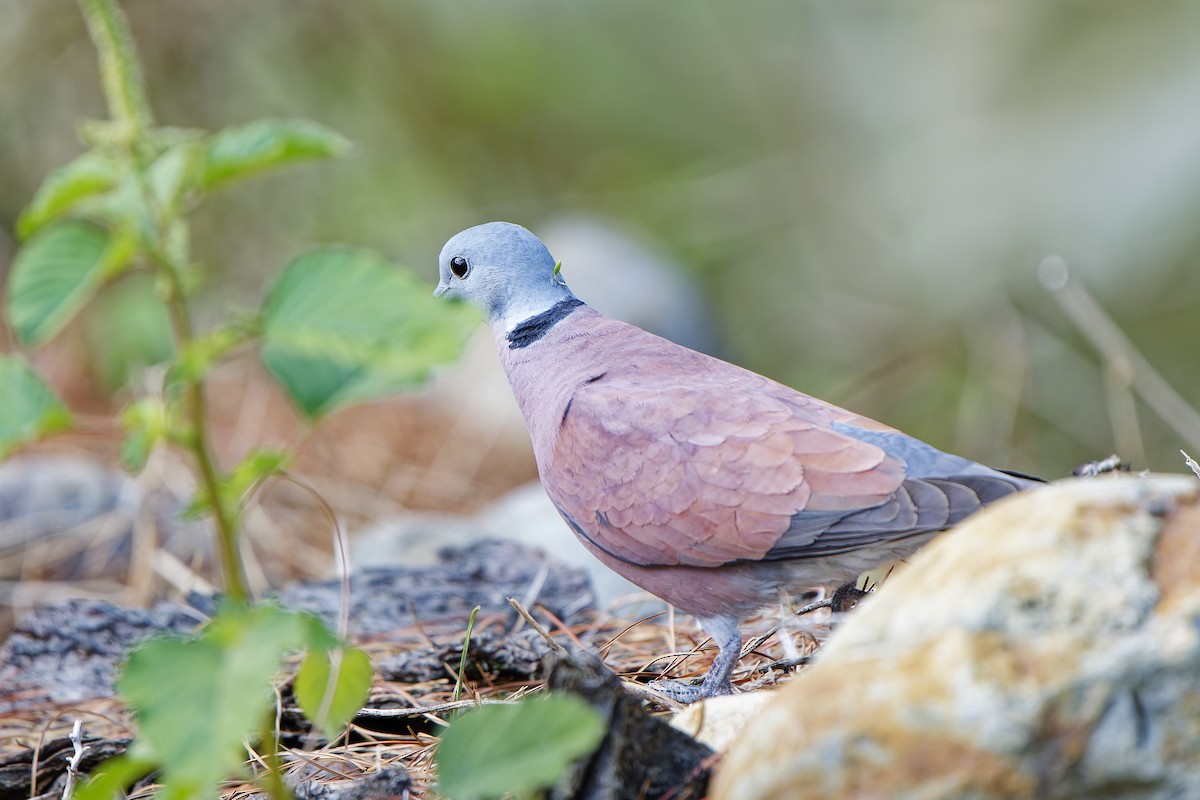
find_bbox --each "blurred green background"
[2,0,1198,477]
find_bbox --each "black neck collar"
[506,297,584,349]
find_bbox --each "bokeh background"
[3,0,1199,490]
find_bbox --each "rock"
[670,691,776,752]
[0,598,204,711]
[547,650,713,800]
[713,474,1200,800]
[377,626,555,685]
[283,539,594,639]
[291,765,413,800]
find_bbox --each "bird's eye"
[449,256,470,279]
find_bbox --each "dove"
[434,221,1041,702]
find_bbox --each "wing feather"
[547,374,906,568]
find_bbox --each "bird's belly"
[569,534,770,619]
[571,527,940,620]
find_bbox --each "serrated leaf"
[202,119,350,191]
[116,603,329,798]
[16,151,120,239]
[436,695,605,800]
[7,220,136,346]
[295,645,373,739]
[0,357,71,459]
[260,247,477,418]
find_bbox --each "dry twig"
[61,720,88,800]
[1183,450,1200,481]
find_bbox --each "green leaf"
[0,357,71,459]
[202,119,350,191]
[436,695,606,800]
[84,273,175,392]
[16,151,120,239]
[185,447,289,519]
[225,448,289,501]
[70,172,148,236]
[167,321,258,386]
[260,247,478,418]
[146,139,206,218]
[116,603,328,798]
[295,645,373,739]
[119,397,169,471]
[72,752,157,800]
[7,220,136,346]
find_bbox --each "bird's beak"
[432,282,449,298]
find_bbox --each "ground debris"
[378,626,553,684]
[290,765,414,800]
[0,734,132,800]
[0,536,827,799]
[277,540,593,640]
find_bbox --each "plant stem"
[162,282,250,605]
[257,716,295,800]
[77,0,250,606]
[76,0,154,137]
[453,605,481,702]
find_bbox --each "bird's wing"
[546,374,914,568]
[762,422,1036,559]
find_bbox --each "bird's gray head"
[435,222,575,329]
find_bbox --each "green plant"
[2,1,475,798]
[435,695,605,800]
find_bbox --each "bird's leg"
[697,617,742,696]
[648,615,742,704]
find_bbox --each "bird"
[434,221,1041,702]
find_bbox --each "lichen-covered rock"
[713,475,1200,800]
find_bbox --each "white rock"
[713,475,1200,800]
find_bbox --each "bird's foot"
[642,674,734,705]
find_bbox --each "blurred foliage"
[436,694,605,800]
[3,0,1199,475]
[0,356,72,458]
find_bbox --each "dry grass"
[0,601,831,798]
